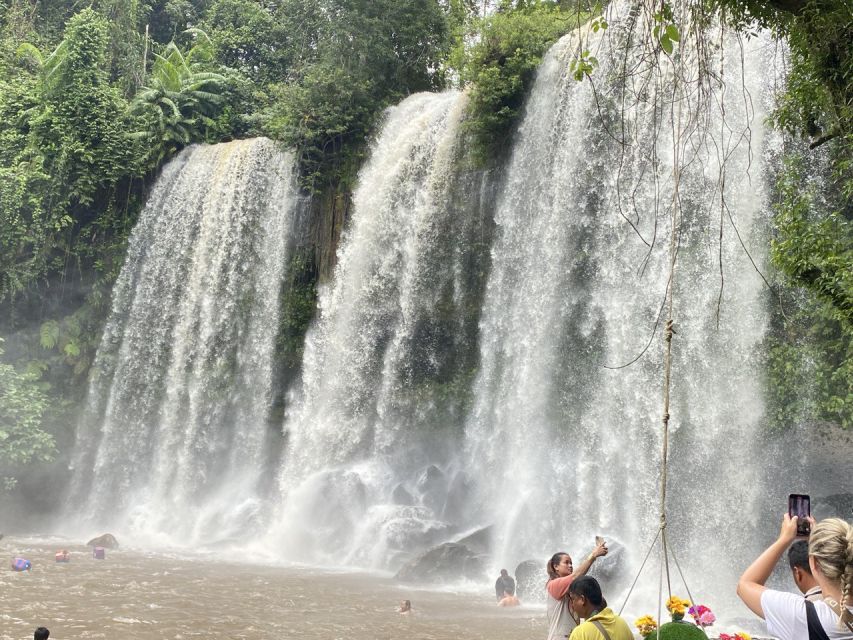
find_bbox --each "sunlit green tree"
[131,32,228,166]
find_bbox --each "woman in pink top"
[546,538,608,640]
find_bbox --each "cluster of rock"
[393,528,626,605]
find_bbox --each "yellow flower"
[736,634,751,640]
[634,615,658,637]
[665,596,690,615]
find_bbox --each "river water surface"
[1,537,544,640]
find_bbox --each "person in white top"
[737,514,853,640]
[789,539,823,602]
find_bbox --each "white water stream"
[458,13,784,611]
[68,138,299,545]
[266,91,479,569]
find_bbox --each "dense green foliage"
[765,157,852,428]
[0,8,136,301]
[450,1,584,163]
[772,158,852,326]
[264,0,451,188]
[765,297,853,428]
[131,34,227,166]
[0,339,54,489]
[708,0,852,427]
[709,1,852,312]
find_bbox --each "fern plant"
[131,30,228,166]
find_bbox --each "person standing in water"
[495,568,516,601]
[546,537,608,640]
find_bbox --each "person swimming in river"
[498,583,520,607]
[398,599,412,615]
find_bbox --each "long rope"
[658,39,684,601]
[618,2,688,614]
[618,527,662,615]
[670,536,696,608]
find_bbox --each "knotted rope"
[617,20,699,616]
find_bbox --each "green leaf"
[40,321,59,349]
[63,341,80,357]
[665,24,680,42]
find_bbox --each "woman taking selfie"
[546,538,608,640]
[737,515,853,640]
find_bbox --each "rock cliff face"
[309,184,352,283]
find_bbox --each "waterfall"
[266,91,488,568]
[464,14,780,609]
[59,9,794,615]
[69,138,300,545]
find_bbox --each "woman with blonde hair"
[737,514,853,640]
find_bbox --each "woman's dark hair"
[547,552,568,581]
[568,575,605,607]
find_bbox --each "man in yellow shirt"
[567,576,633,640]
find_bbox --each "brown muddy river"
[1,537,545,640]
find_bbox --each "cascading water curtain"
[267,91,490,569]
[68,138,300,546]
[464,6,782,614]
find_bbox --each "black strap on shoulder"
[806,599,832,640]
[590,620,613,640]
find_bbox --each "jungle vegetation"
[0,0,850,479]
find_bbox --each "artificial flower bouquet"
[666,595,691,621]
[635,615,658,637]
[635,597,712,640]
[687,604,716,628]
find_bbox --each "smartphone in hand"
[788,493,811,536]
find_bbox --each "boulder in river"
[453,525,494,555]
[86,533,119,548]
[395,542,488,583]
[514,559,546,602]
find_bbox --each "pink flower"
[688,604,715,626]
[698,611,716,626]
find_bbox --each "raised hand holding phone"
[788,493,811,537]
